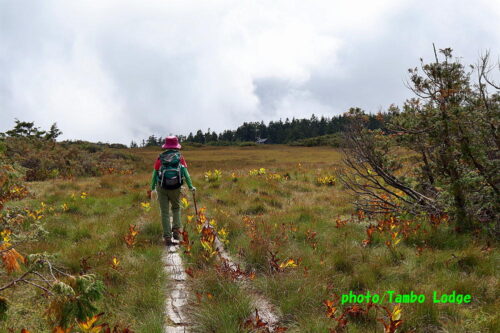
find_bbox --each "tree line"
[133,113,388,147]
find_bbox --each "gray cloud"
[1,0,499,143]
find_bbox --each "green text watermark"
[341,291,471,304]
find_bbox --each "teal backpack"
[158,151,183,190]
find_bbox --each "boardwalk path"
[163,244,190,333]
[162,219,281,332]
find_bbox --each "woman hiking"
[150,136,195,246]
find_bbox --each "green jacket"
[151,152,193,190]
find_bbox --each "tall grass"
[4,145,498,332]
[177,145,498,333]
[2,174,165,331]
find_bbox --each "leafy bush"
[289,134,343,147]
[2,136,138,181]
[0,143,26,209]
[340,48,499,235]
[47,274,105,327]
[183,142,204,148]
[237,141,257,147]
[206,140,234,146]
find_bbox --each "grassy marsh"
[3,145,498,332]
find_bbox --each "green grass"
[2,145,498,332]
[1,173,166,331]
[176,145,499,333]
[189,269,253,333]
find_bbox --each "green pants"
[157,187,181,238]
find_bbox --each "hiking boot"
[172,228,181,241]
[164,237,175,246]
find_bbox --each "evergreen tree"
[45,123,63,140]
[146,135,158,147]
[193,130,205,144]
[5,119,46,138]
[136,112,388,145]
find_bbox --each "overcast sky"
[1,0,499,144]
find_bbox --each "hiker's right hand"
[190,187,196,192]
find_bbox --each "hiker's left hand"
[147,189,152,199]
[151,189,158,201]
[190,187,196,192]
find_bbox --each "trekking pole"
[192,190,199,217]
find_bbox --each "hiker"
[150,136,195,246]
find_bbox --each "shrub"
[206,140,233,146]
[183,142,204,148]
[289,134,343,147]
[340,48,499,235]
[1,136,139,181]
[237,141,257,147]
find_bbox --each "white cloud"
[1,0,499,143]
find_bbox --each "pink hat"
[162,136,182,149]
